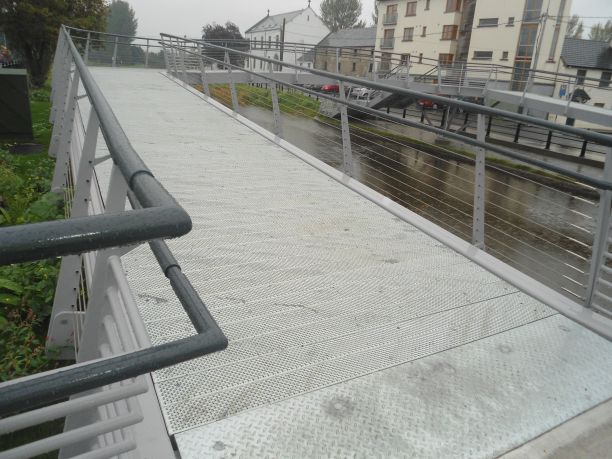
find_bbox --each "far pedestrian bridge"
[2,27,612,458]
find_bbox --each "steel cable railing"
[158,34,612,338]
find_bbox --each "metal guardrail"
[160,33,612,334]
[0,26,227,458]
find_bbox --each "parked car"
[321,84,340,93]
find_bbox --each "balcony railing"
[383,13,398,25]
[380,37,395,49]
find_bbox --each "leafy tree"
[105,0,138,64]
[565,14,583,39]
[0,0,108,87]
[589,20,612,42]
[201,22,249,69]
[320,0,364,33]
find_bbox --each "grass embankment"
[1,84,65,455]
[200,83,321,117]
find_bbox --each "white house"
[244,4,330,72]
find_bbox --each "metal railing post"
[51,69,81,191]
[226,51,240,113]
[112,36,118,67]
[161,42,171,74]
[145,39,150,68]
[171,38,179,76]
[84,32,91,65]
[78,164,130,361]
[180,43,187,82]
[585,150,612,307]
[47,110,101,358]
[50,34,71,128]
[338,80,353,176]
[269,64,283,137]
[472,114,487,249]
[199,55,211,97]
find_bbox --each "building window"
[501,51,509,60]
[507,16,515,26]
[576,69,586,85]
[353,48,358,55]
[600,71,611,88]
[406,1,417,16]
[352,62,356,72]
[523,0,543,22]
[421,26,427,37]
[384,4,398,24]
[473,51,493,60]
[441,25,458,40]
[260,37,263,48]
[425,0,430,10]
[516,23,538,58]
[478,18,499,27]
[338,61,341,71]
[445,0,461,13]
[400,54,410,65]
[268,36,272,47]
[276,35,279,48]
[382,29,395,48]
[324,61,328,70]
[594,103,605,108]
[439,53,454,64]
[403,27,414,41]
[418,53,423,63]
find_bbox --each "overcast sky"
[127,0,612,39]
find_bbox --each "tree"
[565,14,584,39]
[201,22,249,69]
[0,0,107,87]
[320,0,364,33]
[589,20,612,42]
[372,1,378,25]
[106,0,138,64]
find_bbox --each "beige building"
[312,27,377,77]
[375,0,572,82]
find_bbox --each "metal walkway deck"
[90,68,612,457]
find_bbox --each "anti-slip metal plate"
[89,68,612,455]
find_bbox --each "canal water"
[237,104,597,302]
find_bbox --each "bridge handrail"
[172,34,612,150]
[0,26,228,417]
[162,33,612,191]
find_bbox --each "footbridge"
[3,27,612,458]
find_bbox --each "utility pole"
[279,18,286,71]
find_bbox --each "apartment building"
[375,0,571,80]
[244,5,329,72]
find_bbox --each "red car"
[321,84,340,93]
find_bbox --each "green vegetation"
[0,84,64,380]
[0,84,65,455]
[206,84,321,117]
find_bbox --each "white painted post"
[225,51,240,114]
[472,114,487,249]
[51,70,81,191]
[338,80,353,176]
[112,36,118,68]
[269,64,283,137]
[585,149,612,307]
[145,39,150,68]
[84,32,91,65]
[200,55,210,97]
[50,35,71,128]
[47,110,101,359]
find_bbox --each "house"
[244,3,330,72]
[552,37,612,129]
[313,27,377,77]
[374,0,571,81]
